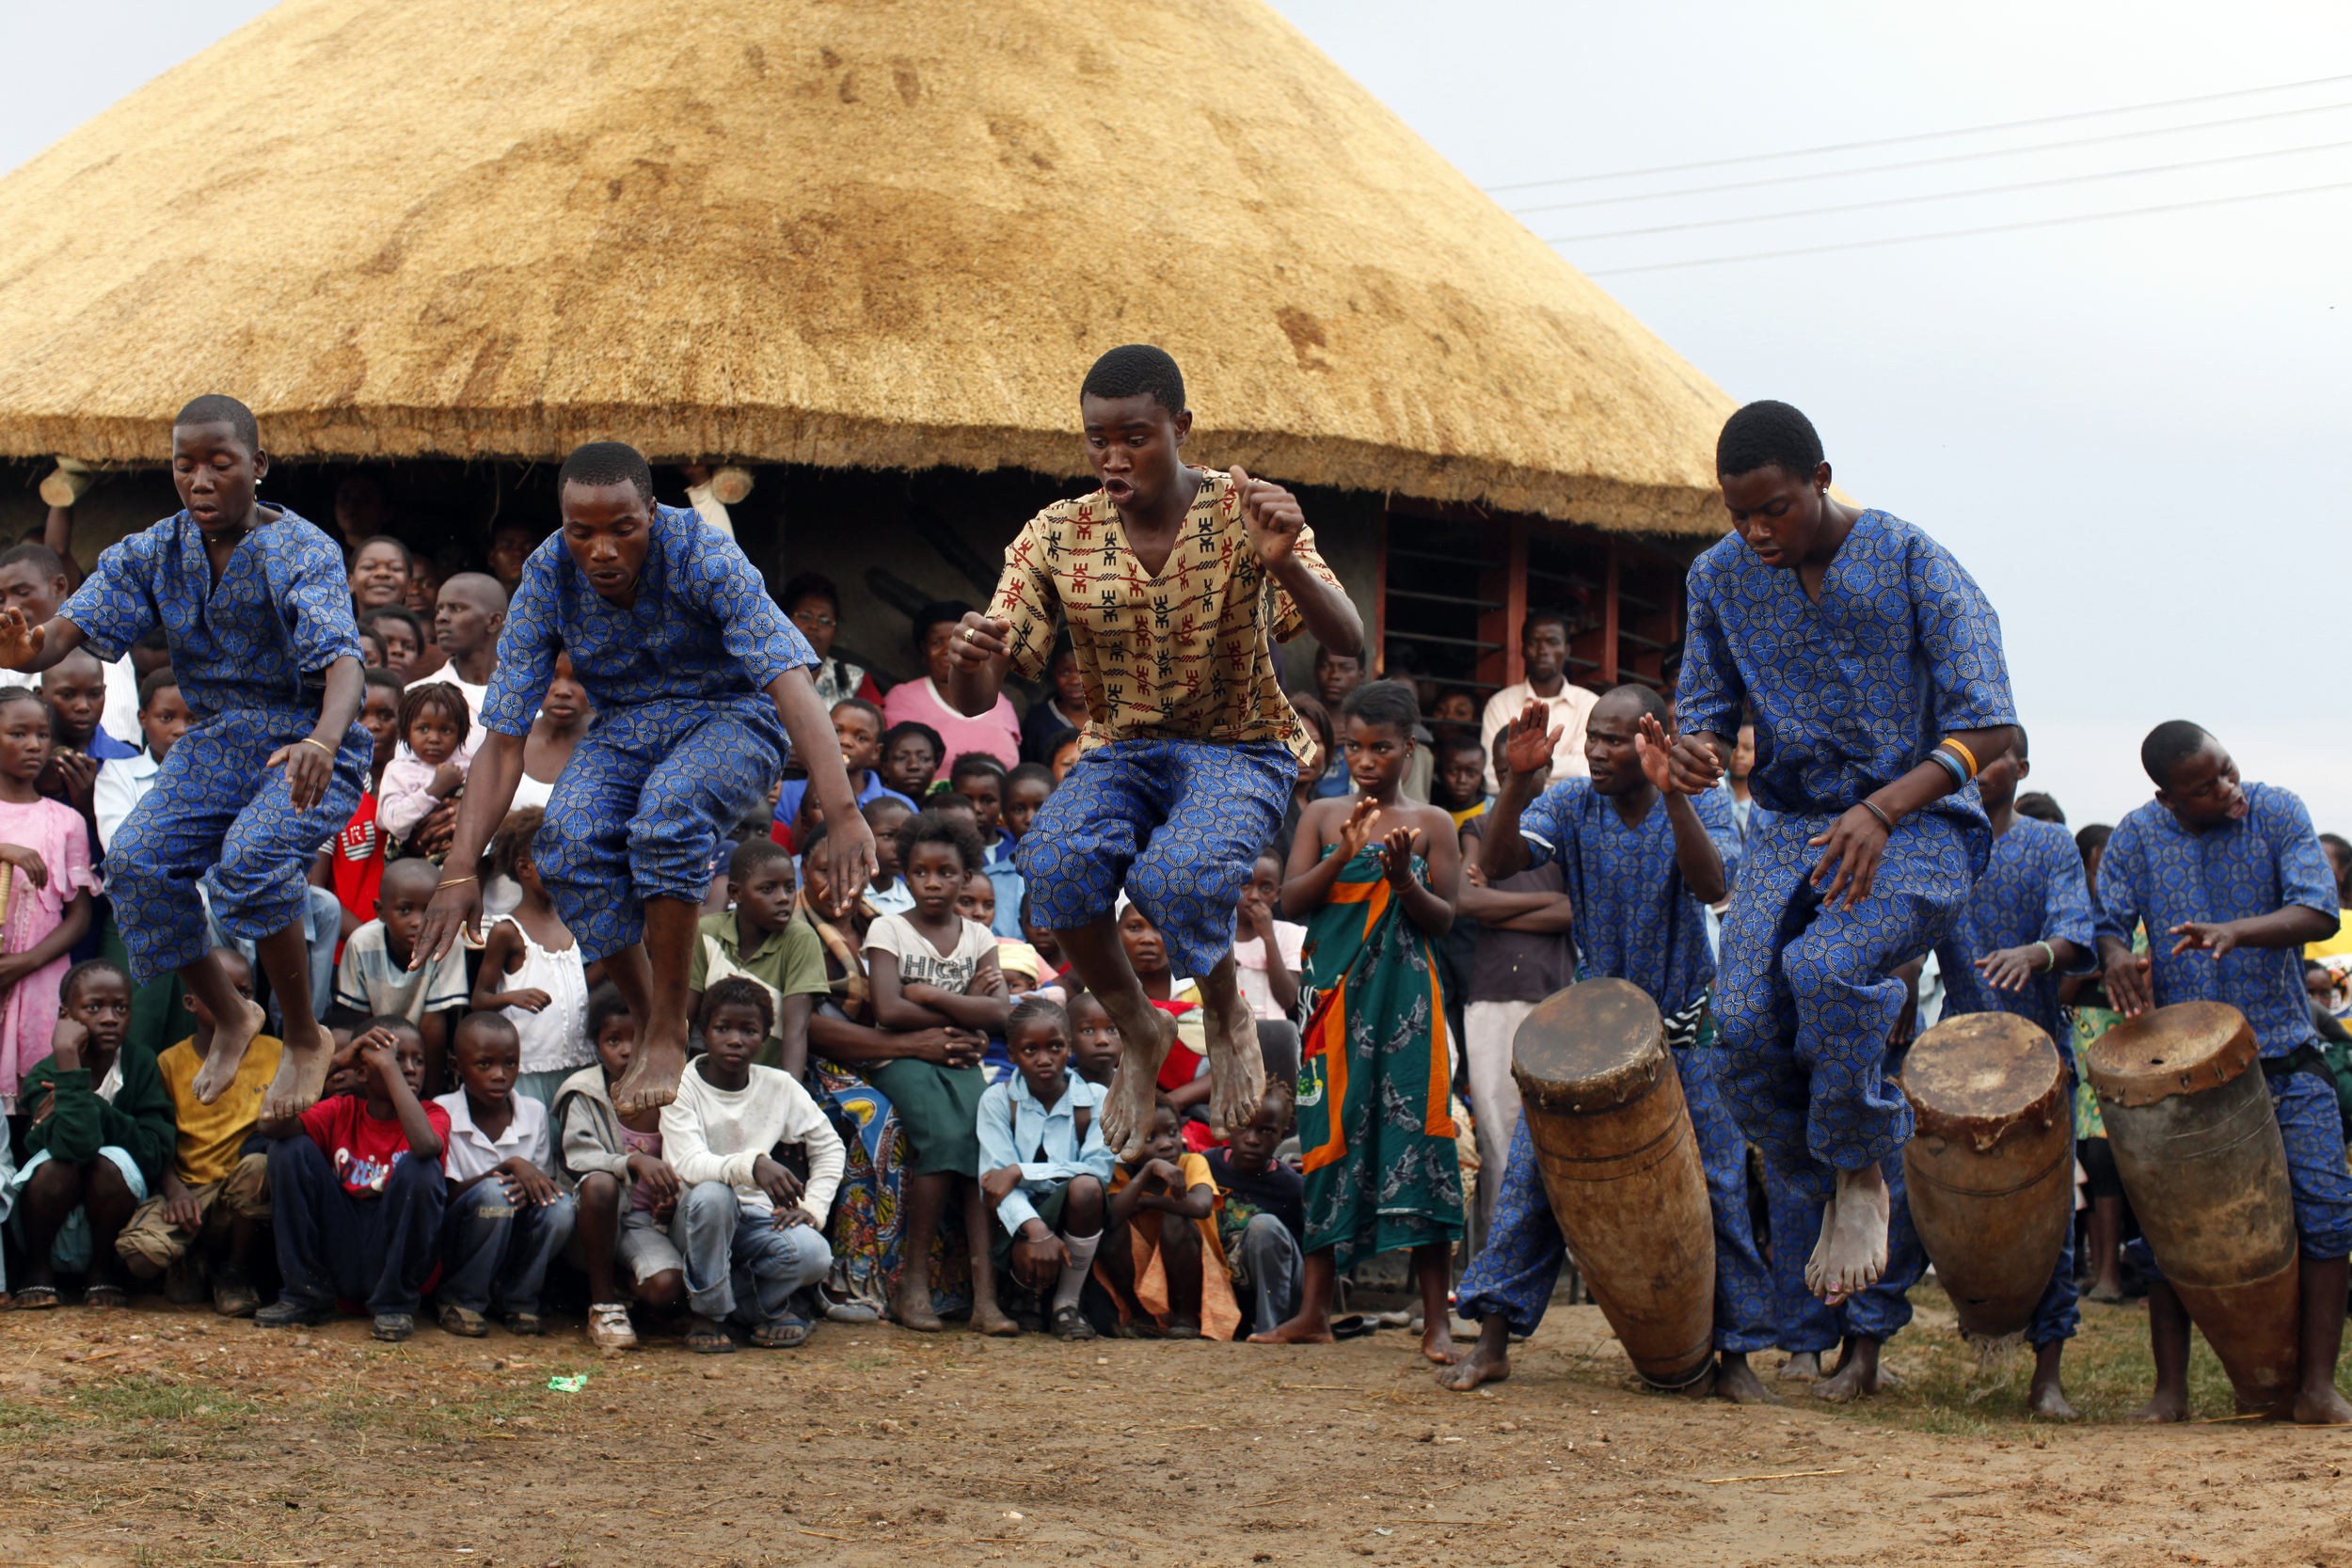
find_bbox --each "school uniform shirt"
[771,770,915,835]
[982,827,1024,939]
[432,1088,556,1185]
[660,1063,845,1225]
[297,1092,453,1196]
[1478,680,1599,795]
[863,911,996,992]
[866,878,915,916]
[156,1033,283,1188]
[92,747,162,854]
[333,919,469,1023]
[1518,779,1742,1018]
[2093,783,2338,1059]
[983,468,1343,768]
[1232,919,1307,1020]
[975,1072,1113,1236]
[687,909,829,1053]
[1935,816,2098,1040]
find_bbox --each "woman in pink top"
[882,603,1020,773]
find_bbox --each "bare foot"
[613,1021,688,1115]
[2293,1385,2352,1425]
[2027,1380,2080,1420]
[191,998,267,1104]
[2126,1390,2189,1423]
[972,1302,1021,1338]
[1713,1353,1779,1404]
[892,1278,943,1333]
[1422,1318,1459,1366]
[1807,1164,1889,1306]
[1248,1311,1335,1346]
[1205,988,1267,1135]
[1813,1343,1895,1403]
[1099,1008,1175,1158]
[1777,1352,1823,1383]
[259,1022,334,1121]
[1438,1320,1511,1390]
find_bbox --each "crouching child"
[433,1011,577,1338]
[977,996,1112,1340]
[555,985,686,1351]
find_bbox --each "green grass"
[68,1374,261,1426]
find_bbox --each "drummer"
[1934,725,2097,1419]
[2094,720,2351,1425]
[1440,684,1777,1402]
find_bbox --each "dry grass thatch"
[0,0,1737,533]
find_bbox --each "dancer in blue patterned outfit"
[1663,401,2017,1306]
[414,443,875,1115]
[1442,684,1778,1402]
[2094,720,2352,1424]
[0,396,362,1120]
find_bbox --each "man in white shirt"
[1479,609,1598,793]
[428,573,506,733]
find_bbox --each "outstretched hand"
[1232,467,1306,570]
[1501,702,1561,784]
[0,607,45,673]
[1376,825,1422,889]
[1635,714,1683,795]
[2169,920,2242,959]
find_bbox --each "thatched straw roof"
[0,0,1737,534]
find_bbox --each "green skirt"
[859,1058,986,1177]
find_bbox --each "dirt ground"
[0,1284,2346,1568]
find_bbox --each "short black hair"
[1521,607,1576,641]
[354,534,412,571]
[0,687,42,721]
[779,572,841,617]
[2009,724,2029,762]
[357,624,389,664]
[699,975,774,1035]
[912,602,974,657]
[832,696,885,734]
[1437,730,1486,760]
[2014,791,2065,825]
[1007,995,1069,1042]
[364,1014,425,1046]
[2074,823,2112,858]
[558,440,654,501]
[137,665,181,709]
[1340,678,1421,735]
[173,394,260,453]
[1716,400,1824,480]
[362,666,405,700]
[396,680,471,750]
[1081,344,1186,415]
[1600,681,1668,722]
[728,835,795,882]
[898,807,988,878]
[882,720,945,765]
[862,795,914,830]
[1042,723,1082,758]
[949,751,1006,785]
[454,1010,520,1055]
[1313,643,1361,670]
[1006,762,1055,793]
[486,806,544,881]
[586,981,631,1040]
[0,544,67,582]
[59,958,131,1007]
[2140,721,2214,787]
[361,605,424,645]
[933,791,978,818]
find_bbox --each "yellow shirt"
[985,469,1342,767]
[156,1033,284,1188]
[2306,910,2352,960]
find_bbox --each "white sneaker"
[586,1302,638,1350]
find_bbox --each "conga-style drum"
[2086,1001,2300,1413]
[1899,1012,2073,1342]
[1512,978,1714,1388]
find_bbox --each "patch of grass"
[0,1399,63,1432]
[838,1354,895,1372]
[72,1375,260,1426]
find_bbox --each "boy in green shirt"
[688,838,830,1074]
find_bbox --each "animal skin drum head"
[1511,977,1664,1116]
[1903,1012,2058,1123]
[2085,1001,2257,1109]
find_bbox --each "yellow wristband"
[1939,737,1979,779]
[300,736,336,755]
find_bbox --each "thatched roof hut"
[0,0,1735,537]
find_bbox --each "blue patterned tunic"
[59,508,366,979]
[1678,512,2017,1205]
[481,505,817,961]
[2095,784,2352,1259]
[1455,784,1775,1352]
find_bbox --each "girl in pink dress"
[0,689,97,1112]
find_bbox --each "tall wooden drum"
[1512,978,1715,1389]
[1899,1012,2074,1342]
[2085,1001,2301,1413]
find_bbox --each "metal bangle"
[1859,800,1895,833]
[300,736,336,755]
[437,874,478,890]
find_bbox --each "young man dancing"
[1663,401,2016,1305]
[414,442,874,1113]
[947,344,1361,1153]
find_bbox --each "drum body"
[1899,1013,2073,1341]
[1511,978,1714,1388]
[2086,1001,2300,1413]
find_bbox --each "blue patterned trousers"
[1456,1037,1776,1352]
[1714,807,1977,1207]
[1015,738,1291,978]
[107,708,367,984]
[536,696,786,962]
[2123,1069,2352,1275]
[1763,1144,1928,1348]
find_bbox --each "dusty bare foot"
[1777,1351,1823,1383]
[972,1301,1021,1338]
[2027,1379,2080,1420]
[1099,1008,1175,1158]
[2293,1385,2352,1425]
[1437,1319,1511,1390]
[1422,1317,1459,1366]
[892,1277,943,1333]
[1205,988,1267,1135]
[191,998,267,1104]
[1813,1341,1894,1403]
[259,1022,334,1121]
[2126,1389,2189,1423]
[613,1021,688,1115]
[1713,1352,1779,1404]
[1249,1310,1335,1346]
[1807,1164,1889,1306]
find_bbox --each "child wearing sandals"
[555,985,685,1351]
[472,808,595,1104]
[661,978,843,1352]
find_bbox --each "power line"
[1545,136,2352,244]
[1507,98,2352,215]
[1486,71,2352,192]
[1576,179,2352,277]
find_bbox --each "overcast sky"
[7,1,2347,831]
